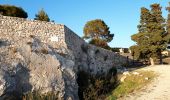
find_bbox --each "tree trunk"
[159,51,163,64]
[150,57,155,66]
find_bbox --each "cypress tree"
[131,3,166,65]
[165,2,170,43]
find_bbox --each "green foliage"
[89,38,111,49]
[0,5,28,18]
[83,19,114,49]
[34,9,50,22]
[130,45,142,60]
[22,91,59,100]
[111,48,120,52]
[123,48,129,53]
[166,2,170,43]
[131,3,168,63]
[77,67,117,100]
[108,70,156,99]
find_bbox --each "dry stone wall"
[0,15,128,74]
[64,26,128,74]
[0,15,66,49]
[0,15,129,99]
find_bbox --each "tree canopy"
[34,9,50,22]
[130,3,168,65]
[83,19,114,49]
[165,2,170,43]
[0,5,28,18]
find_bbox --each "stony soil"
[121,65,170,100]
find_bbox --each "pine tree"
[83,19,114,49]
[34,9,50,22]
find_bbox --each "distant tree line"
[130,3,170,65]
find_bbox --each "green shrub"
[89,39,110,50]
[0,5,28,18]
[122,63,129,67]
[77,68,117,100]
[22,91,59,100]
[111,48,120,52]
[108,70,156,99]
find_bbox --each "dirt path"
[121,65,170,100]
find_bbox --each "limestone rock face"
[0,37,78,99]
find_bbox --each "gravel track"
[121,65,170,100]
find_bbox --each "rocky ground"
[121,65,170,100]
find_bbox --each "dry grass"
[107,70,157,100]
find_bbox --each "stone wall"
[0,14,129,74]
[0,15,66,49]
[64,26,128,74]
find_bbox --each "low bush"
[89,39,110,49]
[108,70,156,99]
[77,67,118,100]
[22,91,59,100]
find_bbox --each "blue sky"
[0,0,169,48]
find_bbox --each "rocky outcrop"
[0,15,129,99]
[0,36,78,99]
